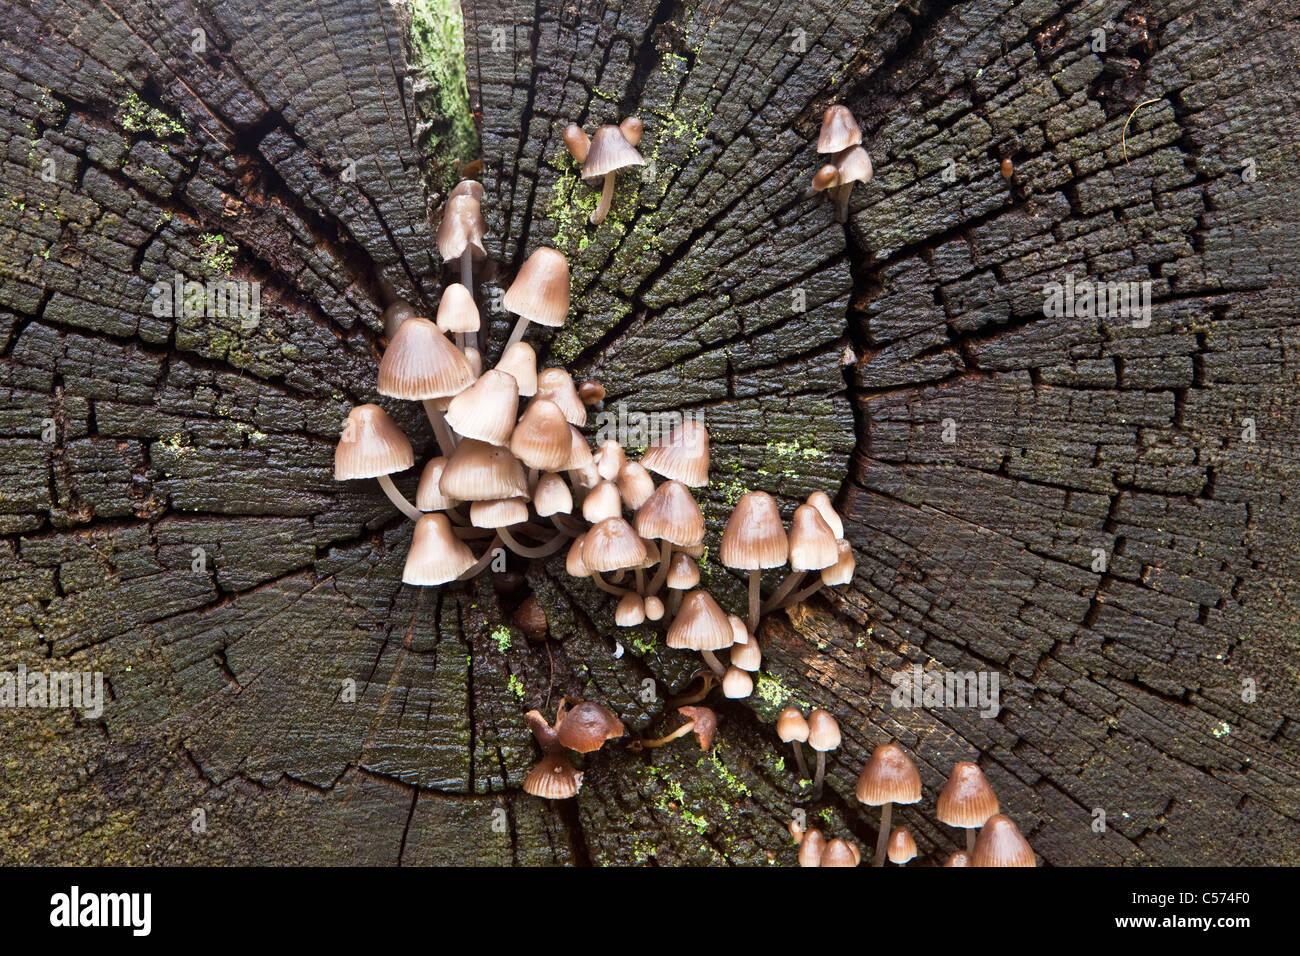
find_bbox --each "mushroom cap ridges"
[788,503,839,571]
[971,814,1036,867]
[523,753,583,799]
[583,124,646,178]
[807,708,841,751]
[817,104,862,153]
[665,589,734,651]
[640,420,709,486]
[377,317,475,400]
[634,480,705,546]
[402,513,476,586]
[503,247,570,327]
[855,742,922,805]
[720,490,788,569]
[887,826,918,864]
[936,761,1000,829]
[334,404,414,480]
[438,438,529,501]
[581,516,647,572]
[444,369,519,446]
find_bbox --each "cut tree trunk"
[0,0,1296,865]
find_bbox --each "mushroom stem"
[458,535,503,580]
[873,803,893,867]
[779,577,826,609]
[667,589,683,617]
[422,400,458,453]
[833,183,852,223]
[591,171,616,225]
[646,541,673,594]
[748,570,762,633]
[629,721,695,750]
[503,315,531,352]
[459,249,473,293]
[376,475,422,521]
[812,750,827,800]
[665,670,715,708]
[634,567,646,595]
[499,526,569,559]
[699,650,726,679]
[966,829,976,856]
[790,741,811,781]
[761,571,806,615]
[551,514,587,537]
[590,570,633,598]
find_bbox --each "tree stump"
[1,0,1296,865]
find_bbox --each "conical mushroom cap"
[439,438,529,501]
[887,827,917,864]
[615,592,646,627]
[449,179,485,201]
[533,472,573,517]
[821,838,860,867]
[722,666,753,699]
[381,300,416,339]
[834,145,873,186]
[731,634,761,671]
[776,707,809,743]
[536,367,586,426]
[503,247,570,328]
[798,829,826,868]
[666,590,734,651]
[436,282,481,334]
[581,517,646,572]
[821,538,856,586]
[567,426,595,470]
[665,551,700,590]
[581,480,623,524]
[720,491,788,569]
[855,742,922,806]
[640,420,709,487]
[378,317,476,400]
[563,123,590,163]
[677,705,716,750]
[402,513,476,585]
[616,462,656,510]
[634,480,704,546]
[470,497,529,528]
[565,533,590,578]
[445,369,519,446]
[806,490,844,538]
[789,504,839,571]
[556,701,626,753]
[971,814,1036,867]
[510,398,571,471]
[936,762,1000,829]
[807,708,841,751]
[583,124,646,178]
[817,104,862,153]
[523,753,583,800]
[463,346,483,377]
[436,194,486,262]
[496,342,538,396]
[416,456,458,511]
[595,440,626,482]
[812,164,839,192]
[334,404,414,479]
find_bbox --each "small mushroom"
[640,420,710,487]
[971,814,1036,867]
[720,490,789,632]
[665,589,734,678]
[721,665,753,699]
[555,700,626,753]
[616,592,646,627]
[562,123,590,164]
[445,369,519,447]
[943,851,971,867]
[436,193,487,292]
[776,707,811,780]
[817,104,862,154]
[583,121,646,225]
[377,316,475,453]
[502,247,571,351]
[632,705,716,751]
[523,752,583,800]
[335,404,420,520]
[821,837,861,867]
[403,513,477,585]
[887,826,918,865]
[797,828,826,867]
[578,379,606,405]
[856,742,923,867]
[381,299,416,340]
[936,761,1000,855]
[806,708,841,799]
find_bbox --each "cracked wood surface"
[1,0,1297,865]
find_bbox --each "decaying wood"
[0,0,1296,865]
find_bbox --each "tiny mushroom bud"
[581,480,623,524]
[806,709,841,799]
[730,634,761,672]
[563,123,590,164]
[566,533,591,578]
[1001,157,1014,179]
[643,594,665,621]
[533,472,573,517]
[722,665,753,699]
[618,116,644,147]
[817,104,862,153]
[436,282,481,338]
[812,164,839,193]
[578,379,606,405]
[381,300,416,339]
[616,592,646,627]
[887,826,918,865]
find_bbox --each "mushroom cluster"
[810,104,873,223]
[522,699,625,800]
[790,818,862,867]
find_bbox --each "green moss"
[197,233,236,274]
[120,91,185,138]
[491,625,512,653]
[407,0,477,187]
[507,674,525,699]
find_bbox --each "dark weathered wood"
[1,0,1297,865]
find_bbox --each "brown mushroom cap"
[436,194,487,262]
[618,116,644,147]
[640,420,710,486]
[834,145,873,186]
[797,829,826,867]
[562,123,590,164]
[469,497,529,529]
[523,752,583,799]
[510,398,571,471]
[595,440,626,482]
[944,851,972,867]
[665,589,734,651]
[581,517,647,572]
[445,369,519,446]
[616,462,656,510]
[556,701,626,753]
[665,551,701,590]
[334,404,414,479]
[822,838,860,867]
[381,300,416,339]
[817,104,862,153]
[435,282,481,334]
[578,380,606,405]
[643,594,665,621]
[439,438,529,501]
[495,341,538,396]
[567,425,596,471]
[730,634,761,671]
[583,124,646,178]
[677,705,717,750]
[581,480,623,524]
[805,490,844,538]
[634,480,705,546]
[887,826,918,864]
[788,504,840,571]
[378,317,476,400]
[807,708,841,752]
[536,367,587,426]
[720,490,789,569]
[936,761,1000,829]
[449,179,485,201]
[855,742,923,806]
[971,814,1036,867]
[415,456,458,511]
[533,471,573,517]
[615,592,646,627]
[503,247,570,328]
[811,164,840,192]
[402,513,476,585]
[722,666,754,699]
[776,707,810,744]
[565,533,590,578]
[821,538,856,586]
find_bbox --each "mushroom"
[665,589,735,678]
[578,380,606,405]
[943,851,972,867]
[720,490,789,632]
[581,480,623,525]
[495,341,538,396]
[536,367,587,427]
[887,826,918,865]
[435,282,481,351]
[439,438,529,502]
[821,837,861,867]
[817,104,862,154]
[632,704,716,751]
[664,551,700,615]
[562,123,590,164]
[729,632,761,671]
[763,503,838,612]
[335,404,422,520]
[532,472,573,518]
[936,761,1000,855]
[502,247,570,351]
[616,592,646,627]
[581,516,647,596]
[796,828,826,867]
[449,178,485,201]
[643,594,665,621]
[510,399,572,473]
[444,368,519,446]
[616,461,656,511]
[640,420,710,487]
[595,440,626,481]
[415,456,458,514]
[565,534,590,578]
[806,708,841,799]
[971,814,1036,867]
[381,299,416,340]
[377,316,475,453]
[828,145,872,223]
[469,497,529,530]
[555,700,626,753]
[523,752,583,800]
[436,193,487,293]
[635,480,705,593]
[776,707,811,781]
[402,513,477,585]
[856,742,923,867]
[721,665,753,699]
[582,121,646,225]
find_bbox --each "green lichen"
[507,674,525,699]
[491,625,512,653]
[120,91,185,138]
[197,233,236,274]
[407,0,477,187]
